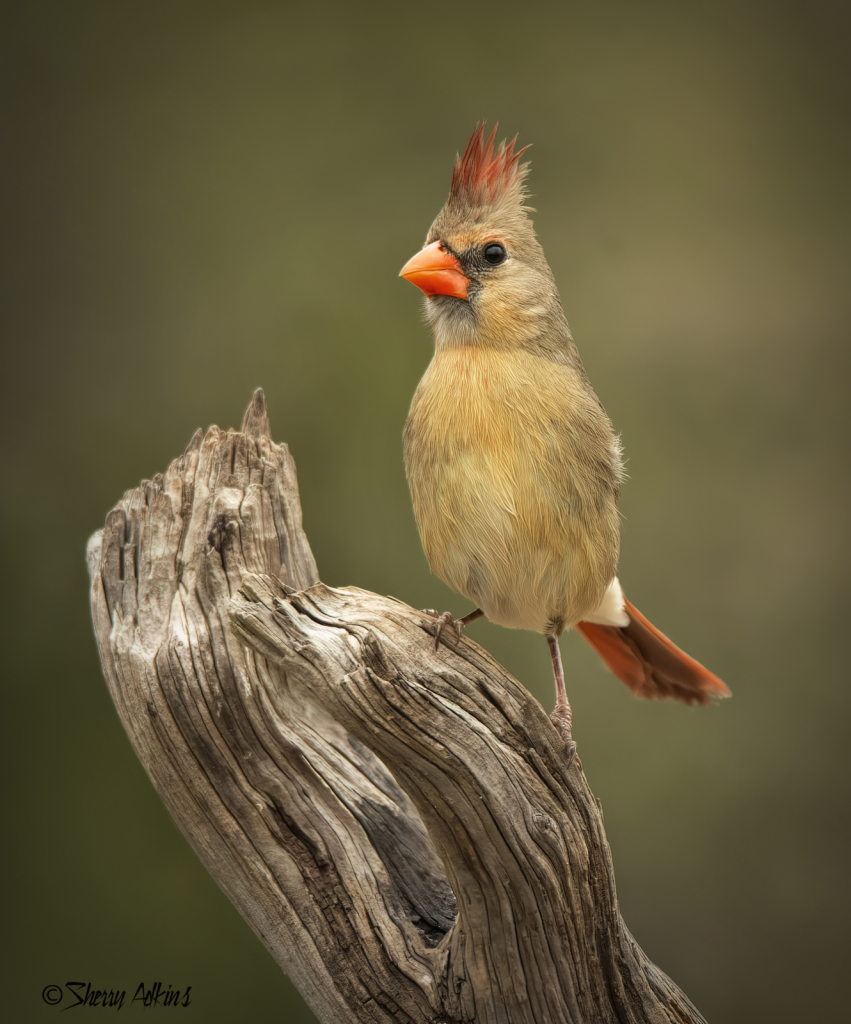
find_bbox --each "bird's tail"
[575,598,730,705]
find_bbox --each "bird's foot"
[421,609,465,651]
[549,705,578,767]
[547,635,578,766]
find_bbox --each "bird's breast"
[404,347,621,633]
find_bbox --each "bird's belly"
[411,446,615,635]
[405,347,622,635]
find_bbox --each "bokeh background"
[3,1,849,1020]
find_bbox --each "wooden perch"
[87,390,708,1024]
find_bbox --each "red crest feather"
[450,123,531,208]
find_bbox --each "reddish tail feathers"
[575,598,730,706]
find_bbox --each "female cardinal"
[400,124,729,745]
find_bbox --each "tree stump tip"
[242,388,271,439]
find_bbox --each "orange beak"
[399,241,470,300]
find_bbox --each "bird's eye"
[483,242,507,266]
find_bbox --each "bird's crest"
[449,123,531,211]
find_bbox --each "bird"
[399,124,729,750]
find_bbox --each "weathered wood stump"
[87,390,708,1024]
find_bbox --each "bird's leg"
[547,634,577,763]
[421,607,484,651]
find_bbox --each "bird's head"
[400,124,569,353]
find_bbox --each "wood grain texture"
[88,390,707,1024]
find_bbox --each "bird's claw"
[421,609,464,651]
[549,707,578,767]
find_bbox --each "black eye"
[483,242,507,266]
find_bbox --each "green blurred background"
[3,1,849,1020]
